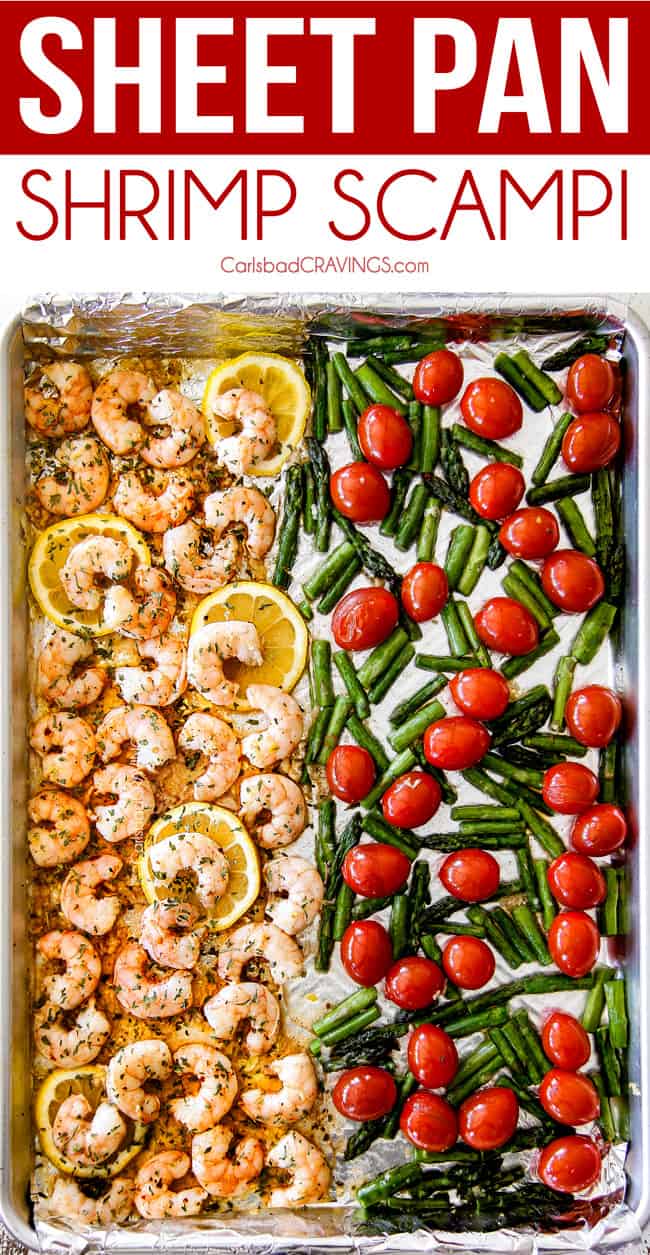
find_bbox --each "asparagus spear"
[389,675,447,726]
[501,628,560,680]
[303,540,356,601]
[457,526,491,596]
[347,714,389,771]
[365,353,414,402]
[356,360,407,414]
[444,525,476,590]
[511,349,562,405]
[451,422,523,467]
[440,427,469,496]
[541,334,610,371]
[388,699,445,753]
[316,696,352,765]
[420,405,441,471]
[315,814,362,971]
[313,988,378,1038]
[534,859,557,930]
[395,484,428,551]
[526,473,591,506]
[332,350,369,413]
[494,352,547,411]
[323,1024,402,1071]
[333,650,369,719]
[456,599,492,667]
[417,499,441,561]
[341,397,364,460]
[441,599,472,656]
[272,464,303,588]
[571,601,618,665]
[315,798,337,879]
[380,469,410,538]
[306,437,332,552]
[556,498,597,556]
[361,750,418,812]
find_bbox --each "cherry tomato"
[449,668,510,721]
[442,936,495,990]
[342,842,411,898]
[399,1091,458,1152]
[461,378,523,440]
[408,1024,459,1089]
[548,911,600,978]
[541,550,605,614]
[384,956,445,1010]
[423,717,490,771]
[543,762,599,815]
[340,920,393,986]
[458,1086,519,1150]
[401,562,448,623]
[326,745,375,804]
[413,348,464,406]
[358,404,413,470]
[539,1069,600,1126]
[538,1134,602,1194]
[542,1012,591,1071]
[571,804,628,856]
[565,685,622,748]
[469,464,525,521]
[330,462,390,523]
[439,849,500,902]
[499,507,560,560]
[567,354,616,413]
[562,413,621,474]
[332,1066,397,1122]
[382,771,441,829]
[474,597,539,656]
[332,586,399,651]
[547,852,606,910]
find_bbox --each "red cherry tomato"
[538,1134,602,1194]
[469,464,525,521]
[400,1091,458,1152]
[565,686,622,748]
[543,762,599,815]
[342,843,411,898]
[408,1024,459,1090]
[330,462,390,523]
[340,920,393,986]
[547,852,606,910]
[332,1066,397,1122]
[499,507,560,560]
[571,804,627,856]
[332,586,399,651]
[461,378,523,440]
[442,936,495,990]
[384,956,445,1010]
[358,404,413,470]
[548,911,600,978]
[474,597,539,656]
[539,1069,600,1126]
[562,413,621,474]
[401,563,448,623]
[413,348,464,406]
[541,550,605,614]
[542,1012,591,1071]
[439,849,500,903]
[449,668,510,721]
[326,745,375,804]
[382,771,441,829]
[567,354,616,413]
[423,717,490,771]
[459,1086,519,1150]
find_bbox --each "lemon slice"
[28,513,150,637]
[202,352,310,477]
[189,580,308,710]
[35,1065,148,1179]
[138,802,260,931]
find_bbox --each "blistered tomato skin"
[382,771,441,829]
[565,686,622,748]
[439,849,500,902]
[342,843,411,898]
[474,597,539,656]
[443,936,495,990]
[326,745,375,804]
[469,464,525,521]
[499,507,560,559]
[358,405,413,470]
[562,413,621,474]
[449,668,510,721]
[567,354,616,413]
[542,1012,591,1071]
[399,1091,458,1152]
[401,563,448,623]
[408,1025,459,1090]
[332,587,399,651]
[543,762,599,815]
[538,1135,602,1193]
[571,805,627,856]
[423,716,490,771]
[332,1067,397,1122]
[340,920,393,986]
[413,349,464,406]
[384,956,445,1010]
[458,1086,519,1150]
[547,852,606,910]
[330,462,390,523]
[461,378,523,440]
[541,551,605,614]
[548,912,600,978]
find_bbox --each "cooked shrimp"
[28,790,90,867]
[30,713,96,788]
[265,855,324,936]
[35,435,110,516]
[37,625,106,710]
[204,485,276,559]
[106,1039,172,1122]
[113,468,195,533]
[91,764,155,842]
[104,568,176,639]
[37,930,101,1010]
[163,520,239,595]
[52,1094,127,1168]
[60,854,123,936]
[34,998,110,1067]
[146,832,229,908]
[217,922,303,985]
[242,686,303,768]
[192,1127,263,1199]
[25,362,93,438]
[113,943,193,1019]
[134,1150,207,1219]
[140,900,200,970]
[212,388,276,476]
[178,712,241,800]
[59,535,133,611]
[50,1175,135,1226]
[114,634,187,707]
[187,622,262,707]
[240,1052,318,1125]
[141,389,205,468]
[203,982,280,1055]
[239,773,306,849]
[170,1044,237,1133]
[91,369,156,455]
[96,703,176,773]
[266,1131,330,1207]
